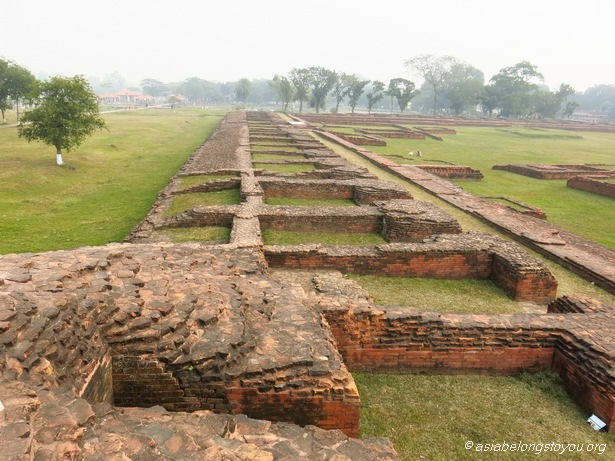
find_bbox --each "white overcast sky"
[3,0,614,92]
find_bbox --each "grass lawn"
[356,372,615,461]
[348,275,523,314]
[0,108,225,254]
[363,126,615,250]
[165,189,241,216]
[153,226,230,243]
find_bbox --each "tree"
[307,66,337,114]
[0,58,36,122]
[345,75,369,114]
[562,100,579,119]
[556,83,576,119]
[366,81,385,114]
[405,54,457,115]
[270,75,295,112]
[235,78,252,106]
[531,90,561,119]
[140,78,168,97]
[387,78,419,114]
[289,68,311,113]
[18,75,107,166]
[331,72,349,113]
[444,63,484,115]
[487,61,544,117]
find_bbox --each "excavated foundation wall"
[265,238,557,303]
[568,176,615,198]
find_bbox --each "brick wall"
[416,165,484,180]
[493,164,609,179]
[265,237,557,303]
[227,387,360,438]
[322,308,558,375]
[568,176,615,198]
[265,245,493,279]
[552,349,615,431]
[112,355,188,409]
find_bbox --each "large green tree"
[387,78,419,114]
[0,58,36,122]
[405,54,457,115]
[235,78,252,106]
[289,68,311,113]
[486,61,544,117]
[345,75,369,114]
[331,72,351,113]
[366,81,385,114]
[307,66,337,114]
[444,63,484,115]
[18,75,107,166]
[140,78,168,97]
[270,75,295,112]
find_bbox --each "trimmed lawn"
[356,372,615,461]
[0,108,225,254]
[154,226,230,243]
[348,275,524,314]
[363,126,615,250]
[165,189,241,216]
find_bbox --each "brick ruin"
[568,175,615,199]
[1,110,615,460]
[492,163,615,200]
[493,163,614,180]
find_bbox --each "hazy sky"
[3,0,614,92]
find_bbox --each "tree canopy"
[387,78,419,114]
[18,75,107,165]
[406,54,457,115]
[234,78,251,106]
[270,75,295,112]
[0,58,36,122]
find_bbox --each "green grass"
[356,372,615,461]
[0,108,225,254]
[265,197,356,206]
[348,276,523,313]
[263,230,386,245]
[357,126,615,250]
[317,133,615,306]
[165,189,240,216]
[154,226,230,243]
[252,163,315,173]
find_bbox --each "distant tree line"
[133,55,615,120]
[3,55,615,122]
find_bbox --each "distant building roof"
[98,89,154,102]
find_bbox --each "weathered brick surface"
[416,165,484,180]
[287,270,615,431]
[568,175,615,198]
[493,163,612,179]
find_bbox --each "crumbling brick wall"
[568,176,615,198]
